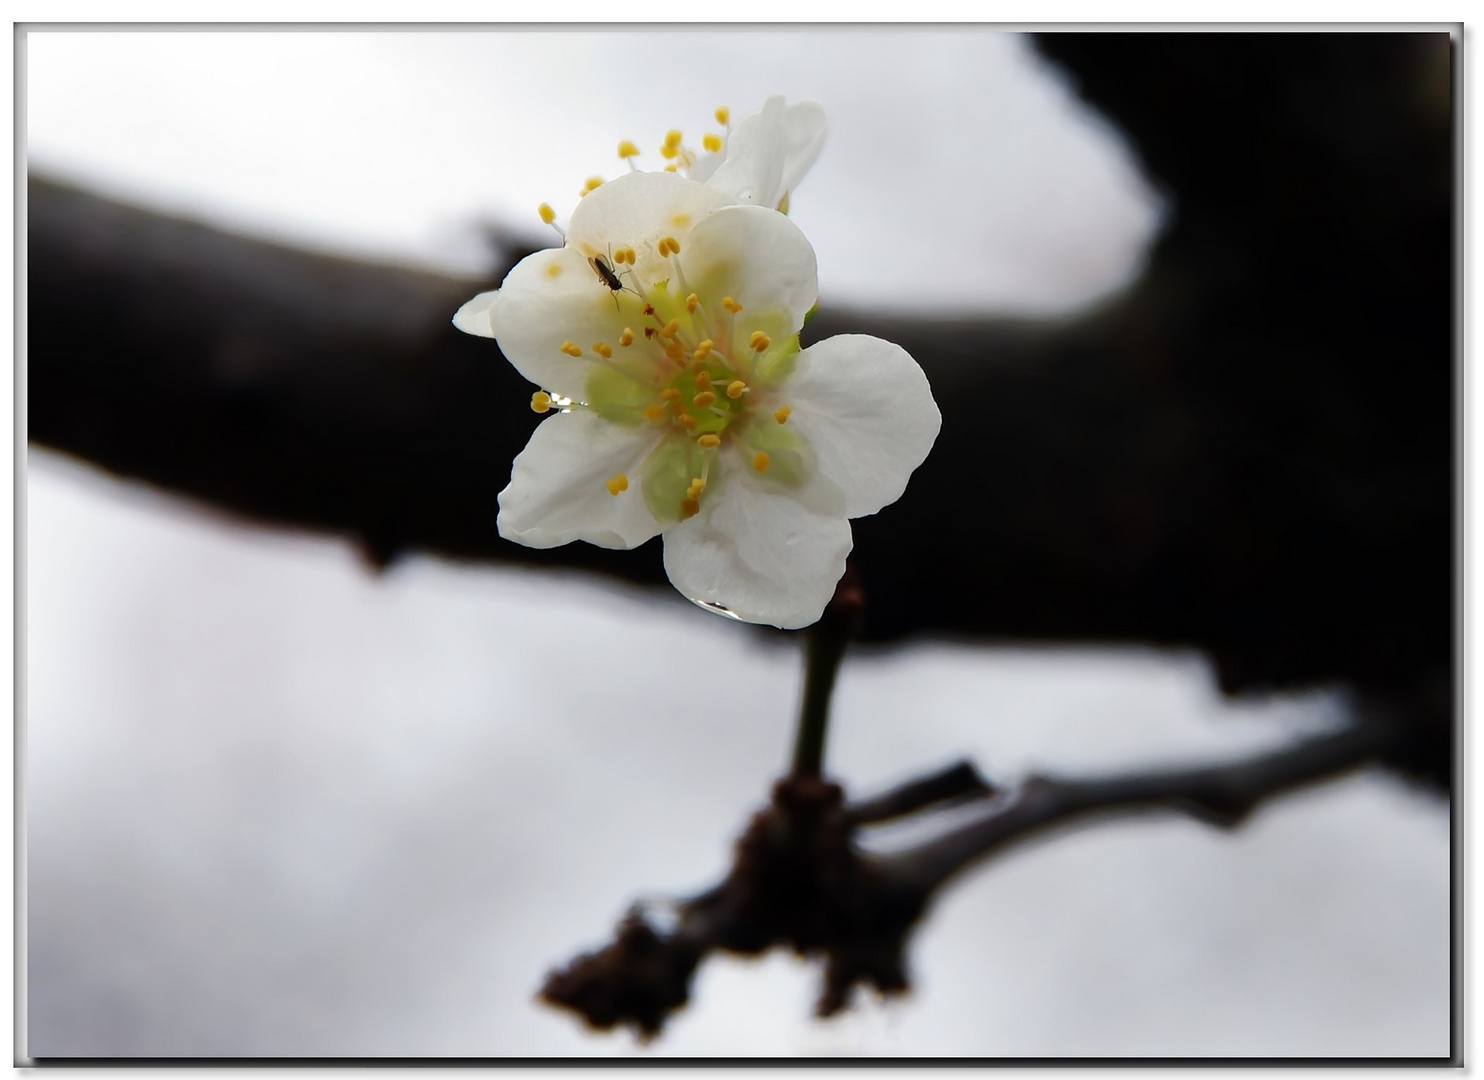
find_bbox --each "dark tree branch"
[540,713,1407,1039]
[844,760,997,827]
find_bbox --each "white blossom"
[455,170,937,629]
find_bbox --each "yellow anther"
[680,497,700,519]
[660,388,682,403]
[663,163,678,172]
[693,390,716,408]
[614,247,635,265]
[582,176,604,195]
[714,106,730,126]
[726,379,746,399]
[660,318,680,338]
[677,413,697,430]
[702,133,723,153]
[538,203,556,225]
[752,451,771,473]
[694,370,712,391]
[749,331,771,353]
[592,342,613,359]
[530,391,552,413]
[690,477,706,494]
[618,328,635,347]
[774,406,792,424]
[605,473,629,497]
[617,139,640,159]
[560,340,583,357]
[722,297,743,313]
[671,213,691,227]
[658,236,681,257]
[664,129,683,149]
[685,293,700,313]
[697,433,721,449]
[664,342,686,364]
[693,341,713,360]
[642,403,664,421]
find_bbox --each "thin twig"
[845,760,997,826]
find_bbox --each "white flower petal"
[684,204,818,331]
[782,334,942,518]
[483,247,626,400]
[498,410,664,550]
[566,170,733,284]
[452,289,499,338]
[707,96,827,211]
[662,457,851,629]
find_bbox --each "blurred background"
[24,29,1451,1057]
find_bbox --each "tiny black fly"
[589,254,624,291]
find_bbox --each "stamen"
[752,451,771,473]
[685,293,700,313]
[644,326,657,340]
[618,328,635,347]
[693,340,714,360]
[656,237,681,257]
[774,406,791,424]
[538,203,556,225]
[671,214,691,227]
[726,379,746,399]
[697,433,721,449]
[642,404,664,421]
[749,331,771,353]
[694,371,712,391]
[664,341,686,364]
[714,106,730,126]
[690,477,706,494]
[677,414,697,430]
[580,176,604,197]
[660,388,682,403]
[702,133,722,153]
[643,303,656,317]
[560,341,583,357]
[660,129,683,159]
[693,391,716,408]
[663,163,678,172]
[530,391,552,413]
[660,318,681,338]
[592,342,613,359]
[617,139,639,159]
[722,297,743,313]
[680,497,700,519]
[605,473,629,496]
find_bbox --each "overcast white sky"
[23,29,1449,1058]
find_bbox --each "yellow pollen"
[658,237,681,257]
[642,403,664,421]
[685,293,700,313]
[671,213,691,227]
[615,247,636,265]
[749,331,771,353]
[774,406,791,424]
[690,477,706,494]
[545,263,562,278]
[722,297,743,313]
[660,388,682,403]
[606,473,629,496]
[530,391,552,413]
[617,139,640,159]
[693,390,716,408]
[693,341,713,360]
[702,133,723,153]
[677,414,697,430]
[592,342,613,359]
[680,497,700,519]
[697,433,721,449]
[664,129,683,149]
[560,341,583,357]
[752,451,771,473]
[694,370,712,391]
[663,163,678,172]
[618,328,634,347]
[660,318,680,338]
[714,106,730,126]
[582,176,604,194]
[538,203,556,225]
[726,379,746,399]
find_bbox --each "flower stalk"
[790,563,863,777]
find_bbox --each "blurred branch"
[541,709,1408,1038]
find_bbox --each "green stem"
[790,616,851,778]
